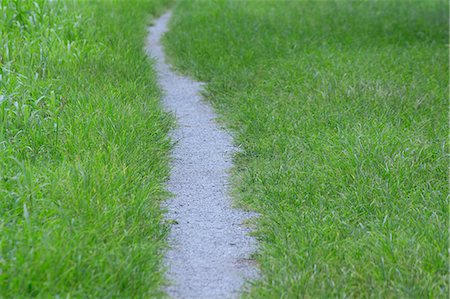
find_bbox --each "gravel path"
[146,11,258,299]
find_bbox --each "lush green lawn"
[1,0,171,297]
[165,0,449,297]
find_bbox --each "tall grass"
[165,0,449,297]
[1,0,171,297]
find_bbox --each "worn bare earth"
[146,11,258,299]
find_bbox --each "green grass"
[164,0,449,297]
[1,0,172,297]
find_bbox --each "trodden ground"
[147,11,258,299]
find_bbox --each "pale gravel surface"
[146,11,258,299]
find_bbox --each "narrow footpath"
[146,12,257,299]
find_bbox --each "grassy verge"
[1,0,171,297]
[165,0,449,297]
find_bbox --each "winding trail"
[146,12,257,299]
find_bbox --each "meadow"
[1,0,448,297]
[1,0,171,297]
[164,0,449,297]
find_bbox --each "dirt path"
[146,11,257,299]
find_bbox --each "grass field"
[165,0,449,297]
[1,0,171,297]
